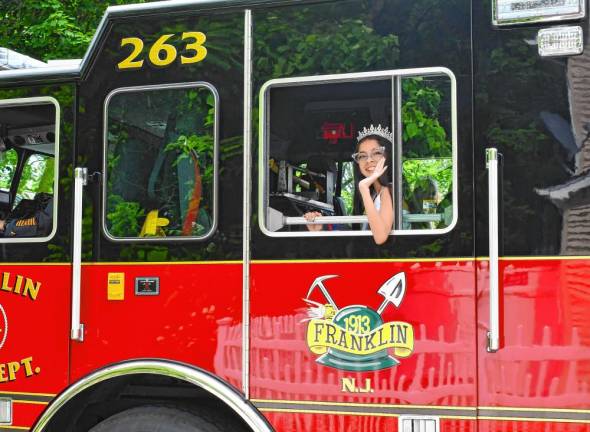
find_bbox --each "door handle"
[486,148,500,352]
[71,167,87,341]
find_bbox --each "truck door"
[0,87,75,429]
[474,0,590,429]
[69,5,246,390]
[249,1,475,431]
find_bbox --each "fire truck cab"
[0,0,589,431]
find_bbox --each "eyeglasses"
[352,146,386,164]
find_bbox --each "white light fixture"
[538,26,584,56]
[493,0,585,26]
[0,399,12,424]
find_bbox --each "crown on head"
[357,124,393,143]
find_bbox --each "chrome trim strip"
[31,360,273,432]
[253,400,475,419]
[258,66,458,238]
[71,167,87,341]
[0,394,52,404]
[242,9,253,398]
[394,76,403,230]
[0,97,60,244]
[0,66,79,82]
[252,400,590,423]
[101,81,220,243]
[486,148,500,352]
[479,408,590,422]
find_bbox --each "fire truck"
[0,0,588,430]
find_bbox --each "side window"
[16,153,54,203]
[0,98,58,241]
[0,149,18,191]
[104,83,218,241]
[400,76,454,231]
[260,68,457,237]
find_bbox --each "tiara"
[357,124,393,143]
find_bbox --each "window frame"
[0,96,60,244]
[258,66,458,238]
[102,81,220,243]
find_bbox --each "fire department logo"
[0,304,7,350]
[304,272,414,372]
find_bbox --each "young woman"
[304,125,394,245]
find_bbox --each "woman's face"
[357,138,385,178]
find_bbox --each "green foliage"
[0,149,18,191]
[107,194,145,237]
[255,9,399,78]
[402,78,451,158]
[0,0,149,61]
[402,158,452,200]
[17,155,54,200]
[340,162,355,214]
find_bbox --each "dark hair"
[352,135,391,216]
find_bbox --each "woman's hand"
[304,211,323,231]
[359,157,388,192]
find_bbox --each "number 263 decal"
[117,32,207,70]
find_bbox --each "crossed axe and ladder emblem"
[304,272,415,372]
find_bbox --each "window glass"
[261,69,456,237]
[0,149,18,191]
[105,84,217,240]
[16,154,54,203]
[263,78,393,234]
[400,76,454,230]
[0,99,58,240]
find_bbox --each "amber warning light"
[493,0,585,25]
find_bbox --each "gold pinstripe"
[253,400,590,423]
[251,399,476,410]
[257,407,476,420]
[478,416,590,424]
[479,406,590,414]
[12,400,48,405]
[0,391,54,397]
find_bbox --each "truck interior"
[105,86,215,239]
[264,74,454,233]
[0,102,56,236]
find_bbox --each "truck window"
[259,68,457,237]
[104,83,218,241]
[0,149,18,191]
[0,98,59,241]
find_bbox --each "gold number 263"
[117,32,207,70]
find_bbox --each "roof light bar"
[493,0,585,26]
[0,48,46,70]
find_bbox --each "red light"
[321,122,355,144]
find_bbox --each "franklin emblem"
[305,273,414,372]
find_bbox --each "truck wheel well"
[43,373,251,432]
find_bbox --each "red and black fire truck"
[0,0,588,430]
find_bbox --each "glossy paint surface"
[478,258,590,428]
[70,263,243,388]
[250,260,477,431]
[0,264,69,430]
[260,412,474,432]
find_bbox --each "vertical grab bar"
[486,148,500,352]
[71,167,87,341]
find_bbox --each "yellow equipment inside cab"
[139,210,170,237]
